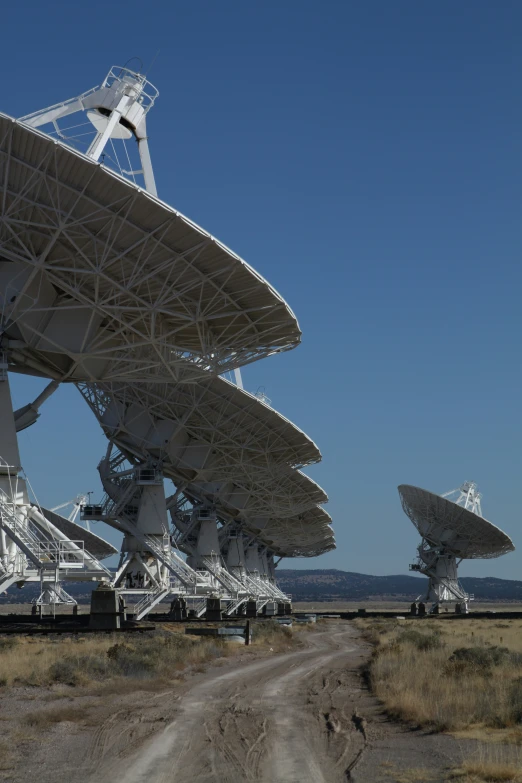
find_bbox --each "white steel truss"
[0,63,334,614]
[0,104,300,383]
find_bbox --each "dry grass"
[392,770,437,783]
[379,763,437,782]
[22,705,93,728]
[0,630,229,687]
[251,620,296,650]
[450,743,522,781]
[0,739,15,771]
[452,763,522,782]
[357,618,522,737]
[0,619,301,689]
[293,601,522,613]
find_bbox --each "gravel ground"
[0,621,472,782]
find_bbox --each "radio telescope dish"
[399,483,514,559]
[79,381,328,520]
[38,506,116,561]
[0,63,333,620]
[398,482,514,612]
[253,505,335,557]
[78,376,321,471]
[0,110,300,383]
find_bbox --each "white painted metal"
[399,483,513,560]
[20,66,159,193]
[0,107,300,383]
[0,371,113,607]
[76,443,292,618]
[400,482,514,611]
[78,376,320,470]
[0,63,333,616]
[442,481,483,517]
[13,380,60,432]
[37,504,116,561]
[51,495,89,524]
[77,381,333,555]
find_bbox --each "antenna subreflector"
[20,66,159,194]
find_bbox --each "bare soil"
[0,621,475,782]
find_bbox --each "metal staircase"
[0,489,111,596]
[198,555,244,595]
[191,597,208,618]
[223,596,248,616]
[94,459,200,590]
[0,497,47,570]
[90,447,291,618]
[132,585,171,620]
[0,571,22,593]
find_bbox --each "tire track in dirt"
[113,625,359,783]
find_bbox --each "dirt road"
[112,626,358,783]
[11,621,465,783]
[83,622,461,783]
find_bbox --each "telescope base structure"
[0,372,112,613]
[400,483,512,615]
[78,446,290,621]
[90,585,125,630]
[410,546,472,614]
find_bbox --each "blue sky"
[3,1,522,578]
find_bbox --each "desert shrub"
[365,618,522,736]
[23,705,87,727]
[356,619,399,644]
[449,646,512,672]
[109,646,156,678]
[105,642,156,677]
[0,637,18,652]
[398,629,444,651]
[49,653,110,685]
[252,621,292,646]
[107,642,133,661]
[509,678,522,724]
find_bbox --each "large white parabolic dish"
[81,380,333,555]
[256,505,335,557]
[79,376,321,470]
[39,505,117,561]
[82,381,328,518]
[398,484,514,559]
[0,114,300,383]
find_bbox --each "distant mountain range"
[2,569,522,606]
[275,569,522,602]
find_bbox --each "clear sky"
[3,1,522,578]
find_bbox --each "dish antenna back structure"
[399,482,514,612]
[0,64,331,615]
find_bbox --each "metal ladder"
[0,491,112,580]
[132,585,171,621]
